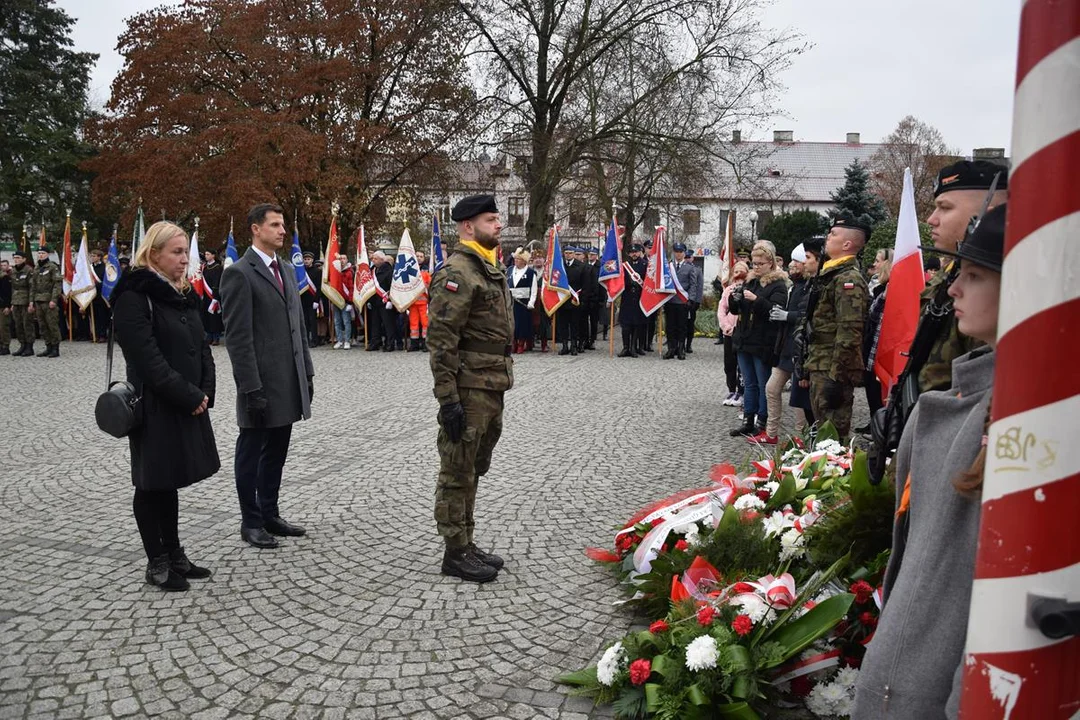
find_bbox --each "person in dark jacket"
[729,242,788,436]
[861,249,893,422]
[112,221,219,592]
[201,249,224,344]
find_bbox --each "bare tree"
[869,115,960,220]
[459,0,804,245]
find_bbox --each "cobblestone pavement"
[0,337,867,719]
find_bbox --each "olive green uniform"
[10,262,36,347]
[916,264,983,393]
[803,256,869,439]
[428,244,514,549]
[0,269,10,349]
[31,260,63,347]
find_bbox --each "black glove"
[245,389,268,425]
[438,401,466,443]
[307,376,314,401]
[822,378,845,410]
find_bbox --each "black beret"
[37,245,52,253]
[451,194,498,221]
[932,203,1006,272]
[830,215,873,239]
[12,249,24,258]
[119,256,131,263]
[934,160,1008,197]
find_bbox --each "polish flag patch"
[446,280,459,292]
[843,282,855,289]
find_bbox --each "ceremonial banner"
[131,205,145,257]
[598,215,625,301]
[101,232,121,304]
[390,227,425,312]
[873,167,925,400]
[718,209,735,285]
[70,223,97,311]
[541,227,575,316]
[320,214,346,309]
[224,220,240,267]
[290,227,314,295]
[186,225,208,297]
[639,226,676,317]
[430,214,446,273]
[353,226,378,310]
[61,214,75,297]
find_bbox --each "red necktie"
[269,259,284,293]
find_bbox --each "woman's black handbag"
[94,298,152,438]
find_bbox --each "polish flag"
[353,226,378,310]
[639,226,676,317]
[874,168,925,399]
[320,214,347,309]
[718,210,736,285]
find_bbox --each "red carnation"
[756,489,771,502]
[674,539,689,551]
[697,606,716,627]
[732,582,756,594]
[860,612,878,629]
[850,580,874,605]
[649,620,669,634]
[731,614,753,636]
[629,658,652,686]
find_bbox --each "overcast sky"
[57,0,1020,154]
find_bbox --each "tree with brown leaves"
[869,115,961,221]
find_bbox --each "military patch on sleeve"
[446,280,459,292]
[843,282,855,290]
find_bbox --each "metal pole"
[959,2,1080,716]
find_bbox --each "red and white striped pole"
[959,1,1080,717]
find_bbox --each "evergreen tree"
[0,0,96,234]
[757,208,829,262]
[829,159,888,229]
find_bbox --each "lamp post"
[749,210,759,245]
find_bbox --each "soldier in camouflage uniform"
[918,160,1008,392]
[428,194,514,584]
[0,259,10,354]
[803,217,870,440]
[29,247,63,358]
[9,251,36,356]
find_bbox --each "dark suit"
[220,247,314,529]
[586,261,602,345]
[559,259,588,350]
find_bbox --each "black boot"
[37,345,50,357]
[466,542,504,569]
[145,554,190,591]
[558,343,570,356]
[0,345,8,356]
[169,547,212,579]
[441,546,498,583]
[420,338,429,353]
[18,343,33,357]
[662,349,676,360]
[677,348,686,360]
[617,347,635,357]
[729,413,756,437]
[47,344,59,358]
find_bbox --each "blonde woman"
[112,221,219,592]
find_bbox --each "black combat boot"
[558,343,570,356]
[662,348,676,360]
[169,547,212,579]
[466,543,504,570]
[420,338,429,353]
[18,343,33,357]
[47,345,59,358]
[0,345,9,356]
[729,413,756,437]
[145,555,190,591]
[677,347,686,360]
[37,344,51,357]
[617,346,635,357]
[441,546,498,583]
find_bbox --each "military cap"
[644,239,654,248]
[932,203,1006,272]
[302,251,315,259]
[587,247,599,255]
[630,243,644,253]
[672,242,687,252]
[37,245,52,254]
[12,249,25,258]
[830,215,873,239]
[451,194,498,221]
[934,160,1008,197]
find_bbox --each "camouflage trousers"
[0,309,10,347]
[12,306,34,344]
[809,371,855,440]
[434,387,504,549]
[34,304,60,345]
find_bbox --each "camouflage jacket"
[31,260,62,303]
[10,263,34,305]
[802,256,869,384]
[428,244,514,405]
[916,264,984,393]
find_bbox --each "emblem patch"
[446,280,459,292]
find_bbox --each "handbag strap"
[106,295,153,389]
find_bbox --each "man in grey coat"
[683,252,703,353]
[220,203,315,549]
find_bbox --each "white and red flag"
[873,168,925,400]
[598,214,625,301]
[353,226,378,310]
[639,226,677,317]
[61,213,75,297]
[718,209,736,286]
[70,222,97,311]
[320,213,347,309]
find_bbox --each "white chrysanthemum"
[733,494,765,511]
[804,684,834,716]
[596,641,625,686]
[763,481,780,495]
[815,439,844,454]
[672,521,701,535]
[820,682,848,704]
[779,528,806,561]
[730,593,775,624]
[834,666,859,689]
[761,511,794,538]
[684,635,719,672]
[833,694,854,717]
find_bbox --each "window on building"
[508,197,525,227]
[642,207,660,232]
[719,209,737,235]
[756,209,774,237]
[683,208,701,235]
[569,197,587,228]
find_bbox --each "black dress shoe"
[617,348,635,357]
[265,517,306,537]
[685,346,693,354]
[662,349,676,360]
[240,526,280,548]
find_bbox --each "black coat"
[112,269,220,491]
[731,270,788,362]
[777,276,813,372]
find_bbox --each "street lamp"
[749,210,758,244]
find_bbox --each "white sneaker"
[343,342,351,350]
[333,341,343,349]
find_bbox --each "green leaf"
[719,503,740,530]
[724,644,752,672]
[848,449,888,509]
[816,421,839,443]
[651,653,676,678]
[557,666,599,687]
[716,701,762,719]
[767,593,855,664]
[731,674,754,699]
[644,683,663,712]
[761,552,850,643]
[687,684,710,706]
[770,474,797,507]
[610,686,647,719]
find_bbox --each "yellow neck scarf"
[821,254,858,273]
[459,239,497,267]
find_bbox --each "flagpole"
[65,209,73,342]
[609,303,615,357]
[552,314,557,349]
[657,310,663,356]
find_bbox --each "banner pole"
[67,298,73,342]
[552,313,557,349]
[89,304,96,343]
[609,302,615,357]
[364,306,369,348]
[657,310,664,357]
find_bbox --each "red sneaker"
[747,431,778,445]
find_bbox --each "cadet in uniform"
[0,260,10,354]
[428,194,514,583]
[918,160,1008,392]
[9,251,36,356]
[617,243,647,357]
[802,217,870,440]
[29,246,63,358]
